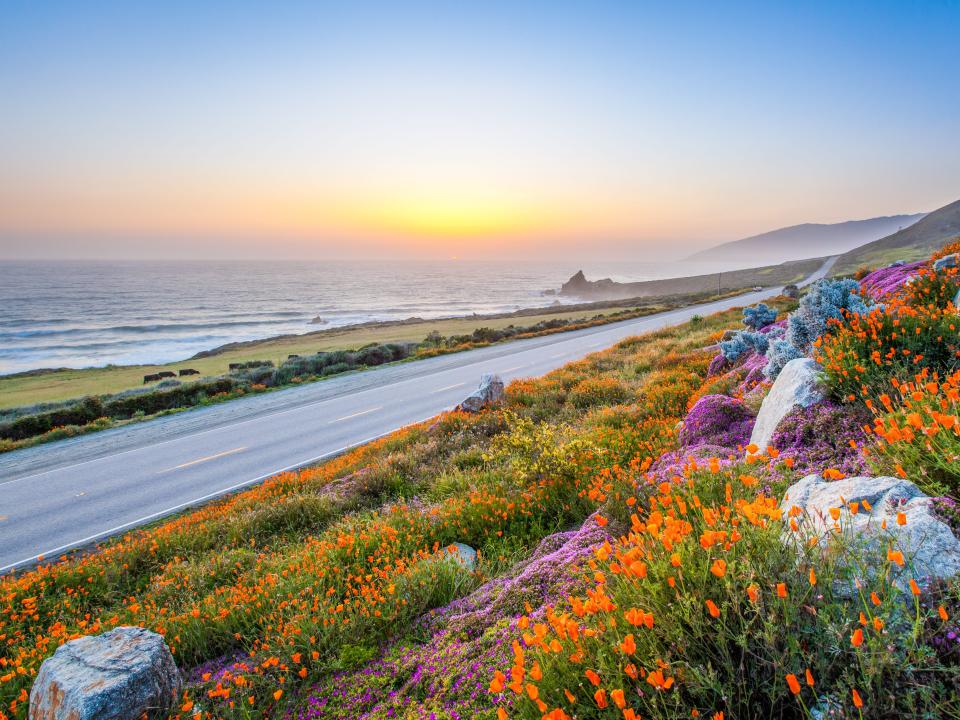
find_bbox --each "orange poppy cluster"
[491,437,953,719]
[864,366,960,490]
[816,264,960,404]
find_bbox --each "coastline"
[0,253,829,411]
[0,285,755,412]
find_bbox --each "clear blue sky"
[1,0,958,260]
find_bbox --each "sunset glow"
[1,2,958,259]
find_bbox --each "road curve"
[0,257,835,573]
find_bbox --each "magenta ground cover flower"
[769,400,870,477]
[680,394,755,450]
[291,523,610,719]
[859,261,925,300]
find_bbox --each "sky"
[1,0,958,261]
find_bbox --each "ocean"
[0,259,733,374]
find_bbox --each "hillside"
[4,243,960,720]
[832,196,960,275]
[690,213,925,264]
[559,257,822,299]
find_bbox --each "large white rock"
[749,358,825,451]
[30,626,181,720]
[780,474,960,592]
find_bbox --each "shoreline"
[0,254,829,411]
[186,291,709,360]
[3,255,822,379]
[0,294,668,379]
[0,286,754,412]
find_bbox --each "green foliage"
[484,412,585,482]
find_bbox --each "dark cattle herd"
[143,368,200,384]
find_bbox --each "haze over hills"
[689,213,926,265]
[832,196,960,275]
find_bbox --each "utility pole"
[718,272,721,297]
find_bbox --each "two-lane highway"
[0,257,835,573]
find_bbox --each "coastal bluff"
[557,257,824,301]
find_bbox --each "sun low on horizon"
[1,1,959,261]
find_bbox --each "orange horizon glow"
[2,3,958,260]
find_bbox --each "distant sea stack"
[560,270,618,297]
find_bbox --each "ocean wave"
[0,317,310,340]
[0,258,629,372]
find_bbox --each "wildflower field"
[3,244,960,719]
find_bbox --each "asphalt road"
[0,257,835,573]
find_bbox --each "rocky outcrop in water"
[559,270,617,297]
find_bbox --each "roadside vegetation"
[2,243,959,719]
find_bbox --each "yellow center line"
[501,365,525,374]
[328,406,382,424]
[431,382,466,393]
[157,447,247,473]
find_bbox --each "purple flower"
[769,400,870,477]
[680,394,755,450]
[707,353,728,377]
[287,524,610,719]
[859,261,925,300]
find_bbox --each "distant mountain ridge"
[690,213,926,265]
[831,197,960,275]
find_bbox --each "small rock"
[442,542,477,571]
[933,253,958,271]
[780,474,960,593]
[809,695,842,720]
[457,374,505,413]
[30,626,181,720]
[749,358,825,451]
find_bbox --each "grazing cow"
[143,374,162,384]
[157,371,176,379]
[229,363,241,370]
[179,368,200,376]
[288,354,300,359]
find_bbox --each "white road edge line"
[327,406,382,423]
[0,412,441,574]
[3,320,640,484]
[431,382,466,393]
[156,447,247,474]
